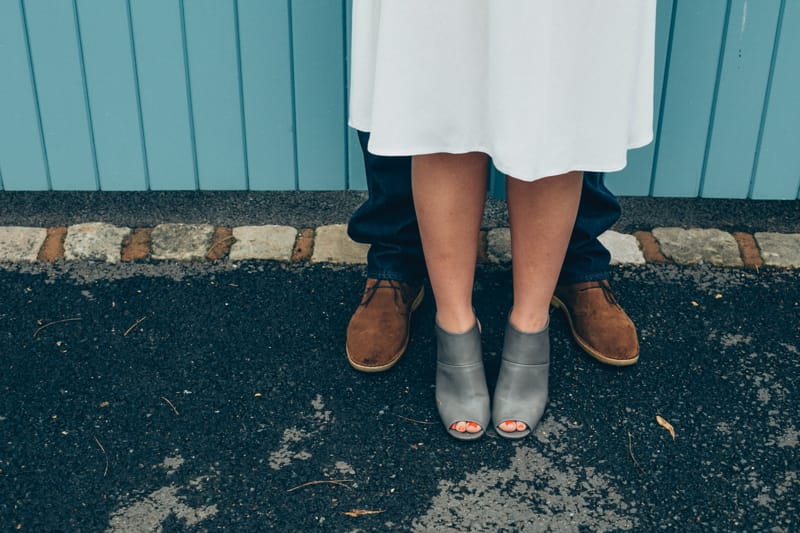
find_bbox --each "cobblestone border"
[0,223,799,268]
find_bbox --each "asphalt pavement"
[1,193,799,532]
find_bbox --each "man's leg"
[551,172,640,365]
[345,131,426,372]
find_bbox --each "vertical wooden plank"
[0,0,49,190]
[76,0,147,190]
[238,0,295,190]
[291,0,347,190]
[701,0,782,198]
[345,0,367,190]
[606,0,674,197]
[752,0,800,199]
[184,0,247,190]
[651,0,727,197]
[129,0,195,190]
[24,0,97,190]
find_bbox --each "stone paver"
[0,226,48,263]
[487,228,511,263]
[754,232,800,268]
[598,230,645,265]
[64,223,131,264]
[150,224,215,261]
[311,224,369,264]
[652,227,743,267]
[1,223,799,269]
[230,225,298,262]
[488,229,646,266]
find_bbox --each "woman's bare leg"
[412,152,488,434]
[412,152,488,332]
[498,171,583,433]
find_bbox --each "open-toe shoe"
[492,320,550,440]
[435,322,490,441]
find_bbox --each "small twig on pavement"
[160,397,180,416]
[343,509,385,517]
[628,431,644,473]
[397,415,435,425]
[33,317,82,338]
[124,316,148,336]
[287,479,354,492]
[94,436,109,477]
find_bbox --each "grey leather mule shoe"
[492,320,550,440]
[435,322,490,441]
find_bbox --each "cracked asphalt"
[1,256,798,531]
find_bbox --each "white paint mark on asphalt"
[269,427,313,470]
[268,395,336,470]
[311,394,333,424]
[752,471,798,515]
[311,394,324,411]
[334,461,355,476]
[773,426,799,448]
[779,343,798,355]
[157,454,185,475]
[757,388,771,405]
[412,415,636,532]
[752,372,786,407]
[720,333,752,347]
[106,475,218,533]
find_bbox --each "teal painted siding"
[751,0,800,199]
[128,0,196,190]
[0,0,49,190]
[78,0,148,191]
[22,0,99,190]
[238,0,295,190]
[1,0,798,199]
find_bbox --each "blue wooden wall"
[1,0,798,198]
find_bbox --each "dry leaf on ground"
[656,415,676,440]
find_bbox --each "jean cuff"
[366,268,425,286]
[557,270,610,286]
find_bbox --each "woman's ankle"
[435,310,477,334]
[507,308,549,334]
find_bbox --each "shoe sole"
[550,294,639,367]
[347,286,425,373]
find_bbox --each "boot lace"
[578,281,619,306]
[360,279,404,308]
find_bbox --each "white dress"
[349,0,657,182]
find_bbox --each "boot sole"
[347,286,425,373]
[550,295,639,366]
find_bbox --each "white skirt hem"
[349,122,653,182]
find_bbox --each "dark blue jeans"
[347,131,620,285]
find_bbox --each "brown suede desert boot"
[346,278,424,372]
[551,280,639,366]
